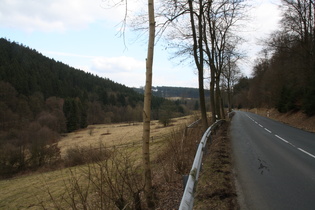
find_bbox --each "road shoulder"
[194,121,239,209]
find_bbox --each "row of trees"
[134,0,246,207]
[151,0,246,128]
[233,0,315,116]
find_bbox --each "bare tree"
[164,0,246,123]
[102,0,157,206]
[142,0,156,207]
[187,0,209,130]
[222,53,241,112]
[203,0,246,122]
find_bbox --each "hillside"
[0,38,142,103]
[0,38,188,178]
[0,115,204,209]
[0,38,173,127]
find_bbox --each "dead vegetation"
[0,115,203,209]
[39,149,144,210]
[153,124,204,209]
[194,121,239,210]
[35,119,204,210]
[57,116,193,157]
[1,114,239,209]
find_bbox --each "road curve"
[230,111,315,210]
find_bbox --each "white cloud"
[251,0,282,36]
[0,0,284,86]
[89,55,198,88]
[91,55,146,86]
[41,50,146,87]
[237,0,282,76]
[92,56,145,73]
[45,51,95,58]
[104,71,145,87]
[0,0,142,32]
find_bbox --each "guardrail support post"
[182,175,189,190]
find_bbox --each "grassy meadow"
[0,116,196,209]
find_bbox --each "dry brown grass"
[153,123,205,209]
[0,166,77,209]
[194,121,238,210]
[0,115,196,209]
[58,116,193,157]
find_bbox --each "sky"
[0,0,282,88]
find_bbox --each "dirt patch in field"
[101,133,111,135]
[194,121,239,210]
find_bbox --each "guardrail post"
[182,175,189,190]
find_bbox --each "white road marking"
[275,135,289,144]
[245,113,315,160]
[298,148,315,159]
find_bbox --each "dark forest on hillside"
[0,38,189,177]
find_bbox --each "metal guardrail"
[179,120,224,210]
[187,119,201,128]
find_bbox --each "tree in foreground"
[142,0,156,207]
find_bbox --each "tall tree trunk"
[210,67,216,123]
[142,0,155,208]
[227,79,232,112]
[215,76,221,119]
[188,0,208,130]
[220,93,225,119]
[198,64,208,130]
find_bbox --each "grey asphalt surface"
[230,111,315,210]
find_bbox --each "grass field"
[0,116,196,210]
[58,116,194,155]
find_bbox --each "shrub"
[42,149,143,210]
[64,145,110,167]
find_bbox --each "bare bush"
[155,124,203,182]
[151,122,204,209]
[64,145,110,167]
[28,123,60,168]
[40,119,203,209]
[86,150,143,210]
[42,148,144,209]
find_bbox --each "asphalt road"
[230,111,315,210]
